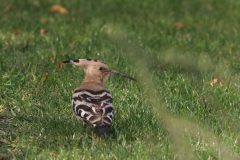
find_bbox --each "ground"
[0,0,240,159]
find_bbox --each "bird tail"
[95,126,110,138]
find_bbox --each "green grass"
[1,0,240,159]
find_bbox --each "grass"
[0,0,240,159]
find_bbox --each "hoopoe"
[63,59,136,137]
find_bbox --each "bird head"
[62,59,136,83]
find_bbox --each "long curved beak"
[109,70,136,81]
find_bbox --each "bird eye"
[99,67,103,71]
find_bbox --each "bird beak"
[109,70,136,81]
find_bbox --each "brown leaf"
[55,62,62,69]
[41,73,49,86]
[199,97,203,102]
[220,81,226,87]
[173,22,183,30]
[49,5,68,14]
[13,29,19,36]
[212,78,218,85]
[4,4,15,13]
[206,78,230,87]
[46,151,55,155]
[40,29,47,35]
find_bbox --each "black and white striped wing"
[71,89,113,128]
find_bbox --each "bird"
[62,59,136,138]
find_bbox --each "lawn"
[0,0,240,159]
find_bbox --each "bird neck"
[81,77,105,91]
[82,75,103,85]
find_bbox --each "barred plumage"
[63,59,136,138]
[72,89,113,128]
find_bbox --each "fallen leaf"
[229,44,234,55]
[40,29,47,35]
[4,4,15,13]
[55,62,62,69]
[41,73,49,86]
[22,94,26,100]
[220,81,226,87]
[49,5,68,14]
[46,151,55,155]
[13,29,19,36]
[206,78,218,86]
[212,78,218,85]
[50,57,56,61]
[173,22,183,30]
[206,78,230,87]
